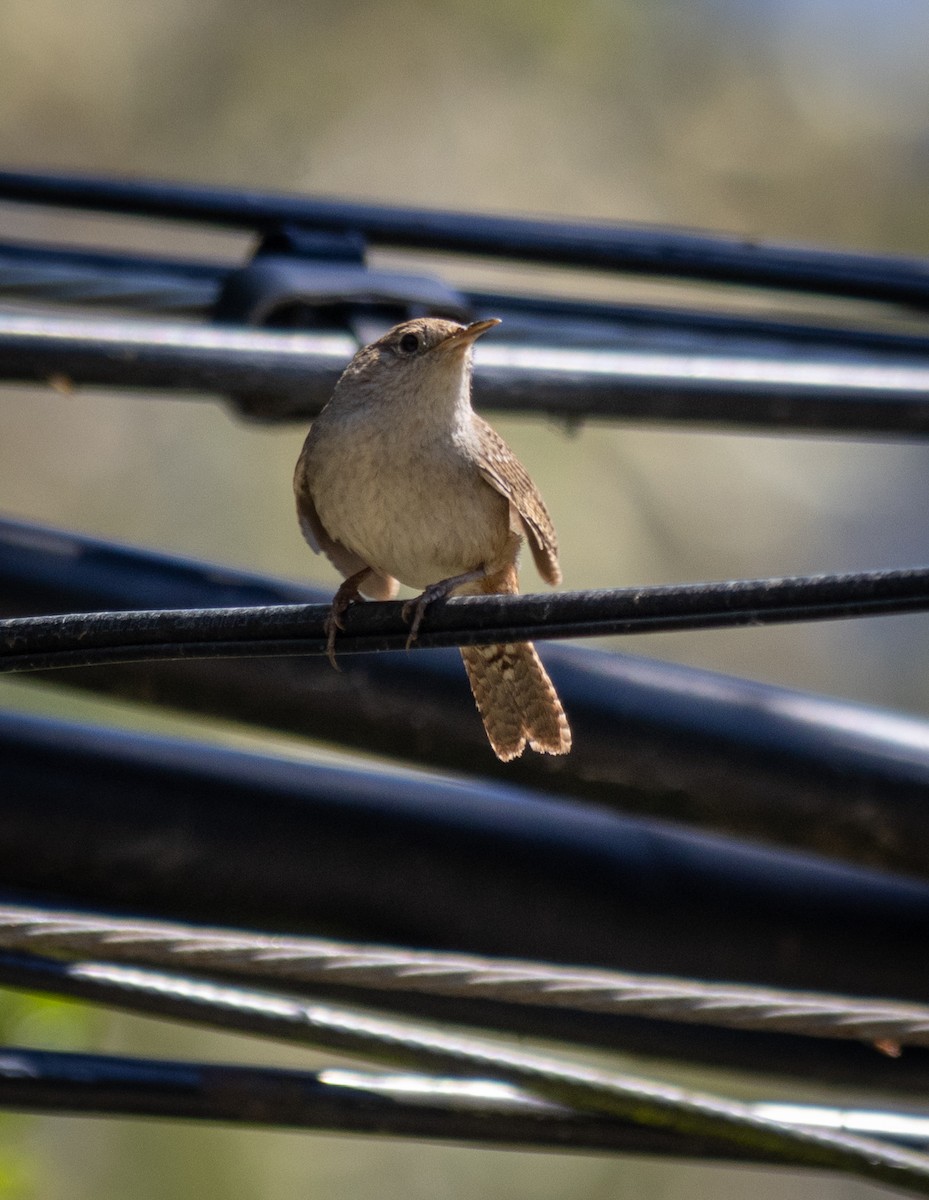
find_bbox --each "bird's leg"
[401,567,487,649]
[326,567,375,669]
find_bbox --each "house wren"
[293,317,571,761]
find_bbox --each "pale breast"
[304,410,511,590]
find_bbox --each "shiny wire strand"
[2,904,929,1049]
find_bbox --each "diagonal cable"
[1,904,929,1049]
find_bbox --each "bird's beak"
[436,318,501,353]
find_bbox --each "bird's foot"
[325,571,369,670]
[401,569,486,650]
[323,610,345,671]
[402,581,451,649]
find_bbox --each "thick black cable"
[4,309,929,433]
[3,169,929,308]
[3,566,929,673]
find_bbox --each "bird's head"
[333,317,501,413]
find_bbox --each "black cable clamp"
[213,223,470,415]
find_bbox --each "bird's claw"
[325,575,367,670]
[401,582,449,649]
[324,610,345,671]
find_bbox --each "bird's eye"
[398,332,420,355]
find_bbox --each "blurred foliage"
[0,992,99,1052]
[0,991,102,1200]
[1,0,928,1196]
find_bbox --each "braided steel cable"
[1,904,928,1050]
[3,564,929,672]
[2,949,929,1192]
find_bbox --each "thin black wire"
[3,566,929,672]
[2,950,929,1193]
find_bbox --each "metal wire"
[2,904,929,1051]
[1,948,928,1193]
[3,565,929,673]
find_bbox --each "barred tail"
[460,641,572,762]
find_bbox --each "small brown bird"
[293,316,571,761]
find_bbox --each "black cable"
[1,1049,926,1160]
[0,240,223,312]
[5,308,929,434]
[3,169,929,308]
[3,566,929,673]
[0,1044,776,1160]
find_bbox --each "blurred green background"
[1,0,928,1196]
